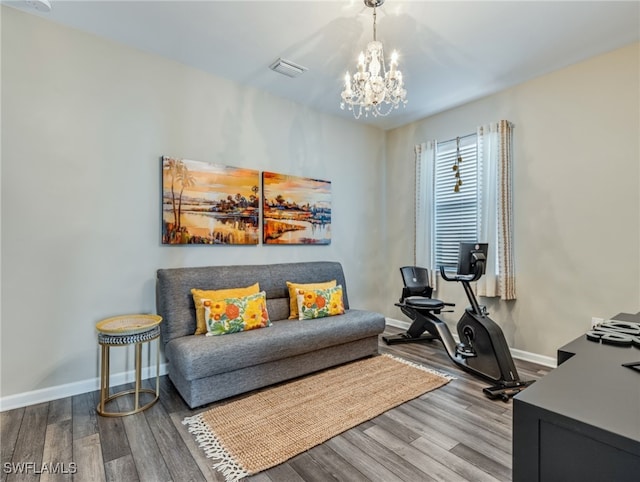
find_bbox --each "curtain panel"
[414,142,438,290]
[477,120,516,300]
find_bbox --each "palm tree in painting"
[164,157,196,238]
[175,162,196,231]
[164,158,180,228]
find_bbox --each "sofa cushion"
[165,309,385,382]
[204,291,271,336]
[156,262,350,345]
[296,285,345,320]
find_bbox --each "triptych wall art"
[161,156,331,245]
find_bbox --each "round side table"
[96,314,162,417]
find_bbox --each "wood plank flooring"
[1,326,551,481]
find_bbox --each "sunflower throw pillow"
[286,280,336,319]
[203,291,271,336]
[191,283,260,335]
[296,285,345,320]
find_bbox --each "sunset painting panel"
[162,157,259,245]
[262,171,331,245]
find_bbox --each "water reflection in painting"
[262,171,331,245]
[162,157,259,245]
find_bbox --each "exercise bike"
[383,243,533,401]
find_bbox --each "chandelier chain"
[373,7,377,42]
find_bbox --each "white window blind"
[434,134,481,269]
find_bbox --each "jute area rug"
[183,354,452,481]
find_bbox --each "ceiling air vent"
[26,0,51,11]
[269,58,308,78]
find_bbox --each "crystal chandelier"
[341,0,407,119]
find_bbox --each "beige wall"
[385,42,640,357]
[0,7,386,398]
[2,6,639,402]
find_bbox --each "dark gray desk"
[513,312,640,482]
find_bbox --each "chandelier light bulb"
[340,0,407,119]
[389,50,398,74]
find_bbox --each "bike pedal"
[456,344,477,358]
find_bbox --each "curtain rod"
[439,122,516,145]
[439,132,476,145]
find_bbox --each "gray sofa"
[156,261,386,408]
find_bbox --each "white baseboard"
[385,318,557,368]
[508,348,557,368]
[0,363,168,412]
[386,317,411,329]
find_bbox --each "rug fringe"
[183,414,249,482]
[382,353,456,380]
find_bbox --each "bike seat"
[403,296,445,311]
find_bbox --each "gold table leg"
[99,344,110,414]
[134,342,142,410]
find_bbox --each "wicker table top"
[96,314,162,336]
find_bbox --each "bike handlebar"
[439,260,485,283]
[439,261,485,317]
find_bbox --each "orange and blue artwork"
[162,156,259,245]
[262,171,331,245]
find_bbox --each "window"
[433,134,481,270]
[415,120,515,299]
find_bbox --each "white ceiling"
[6,0,640,130]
